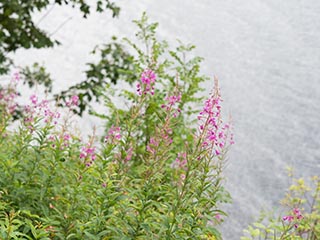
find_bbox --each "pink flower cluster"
[0,88,18,114]
[24,94,61,126]
[146,137,159,155]
[0,72,20,114]
[66,95,79,107]
[125,146,133,162]
[80,144,96,167]
[282,208,303,228]
[105,126,121,143]
[198,85,234,155]
[173,152,187,170]
[161,93,182,118]
[166,94,181,106]
[48,133,72,149]
[12,72,20,83]
[136,69,156,96]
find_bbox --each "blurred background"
[10,0,320,238]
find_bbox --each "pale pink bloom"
[125,147,133,162]
[12,71,20,83]
[30,94,38,105]
[105,126,122,143]
[71,95,79,105]
[215,214,222,221]
[165,94,181,106]
[66,95,79,107]
[63,134,71,141]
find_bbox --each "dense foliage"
[0,14,234,239]
[1,5,319,239]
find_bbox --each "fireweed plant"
[0,13,317,240]
[0,73,233,239]
[241,169,320,240]
[0,14,235,239]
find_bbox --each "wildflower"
[173,152,187,170]
[12,71,20,83]
[66,95,79,107]
[282,215,294,222]
[125,147,133,162]
[0,82,18,114]
[63,134,71,141]
[180,174,186,181]
[162,92,182,117]
[215,214,222,221]
[24,94,61,127]
[197,78,234,155]
[137,69,156,95]
[293,208,303,220]
[79,144,96,166]
[165,94,181,106]
[282,207,303,228]
[146,137,159,155]
[30,94,38,105]
[105,126,121,143]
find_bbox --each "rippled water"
[12,0,320,238]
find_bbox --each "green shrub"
[0,13,233,240]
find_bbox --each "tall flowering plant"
[95,66,233,239]
[0,14,234,239]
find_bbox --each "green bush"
[0,14,233,240]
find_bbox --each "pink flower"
[180,174,186,181]
[63,134,71,141]
[66,95,79,107]
[71,95,79,105]
[125,147,133,162]
[12,71,20,83]
[293,208,301,216]
[85,147,95,155]
[162,93,182,117]
[141,69,156,85]
[282,215,294,222]
[165,94,181,106]
[215,214,222,221]
[23,95,61,127]
[105,126,122,143]
[137,69,156,96]
[293,208,303,220]
[173,152,188,170]
[30,94,38,105]
[146,137,159,155]
[197,79,234,155]
[79,144,96,166]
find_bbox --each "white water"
[11,0,320,238]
